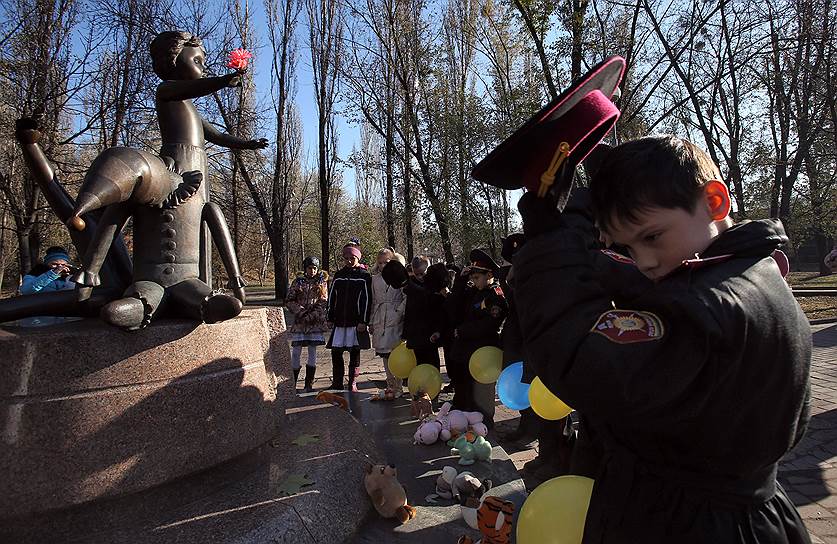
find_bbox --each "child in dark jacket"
[445,249,507,424]
[512,135,811,543]
[327,242,373,392]
[402,256,441,368]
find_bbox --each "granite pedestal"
[0,308,291,518]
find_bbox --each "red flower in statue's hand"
[227,48,253,71]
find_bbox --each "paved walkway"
[779,323,837,543]
[291,322,837,543]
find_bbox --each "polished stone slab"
[0,405,380,543]
[0,308,283,517]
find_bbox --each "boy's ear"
[703,180,731,221]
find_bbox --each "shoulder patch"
[493,285,505,297]
[591,310,664,344]
[600,249,634,264]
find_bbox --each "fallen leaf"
[277,473,315,496]
[292,434,320,446]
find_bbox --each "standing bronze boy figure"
[67,31,268,330]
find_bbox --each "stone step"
[0,405,381,544]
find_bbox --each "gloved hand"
[518,189,562,240]
[518,186,596,241]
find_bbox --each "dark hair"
[590,135,721,233]
[149,31,203,80]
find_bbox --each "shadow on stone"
[780,407,837,507]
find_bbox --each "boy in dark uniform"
[446,249,508,423]
[472,55,810,541]
[512,136,811,543]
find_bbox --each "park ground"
[277,313,837,543]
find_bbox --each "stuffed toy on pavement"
[428,466,492,506]
[410,391,434,420]
[434,466,458,500]
[413,402,488,445]
[316,390,349,411]
[451,431,492,465]
[457,495,515,544]
[363,463,417,523]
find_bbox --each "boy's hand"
[226,72,243,88]
[518,191,562,239]
[356,323,367,333]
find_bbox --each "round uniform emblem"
[591,310,664,344]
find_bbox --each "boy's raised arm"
[515,191,716,425]
[202,119,268,150]
[156,74,240,102]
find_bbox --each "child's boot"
[348,365,359,392]
[304,365,316,392]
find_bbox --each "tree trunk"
[0,206,7,291]
[569,0,588,82]
[319,119,331,270]
[271,231,288,300]
[403,149,414,260]
[385,115,396,247]
[17,227,32,280]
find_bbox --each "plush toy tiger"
[457,495,515,544]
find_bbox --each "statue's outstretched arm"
[202,119,268,150]
[72,203,132,301]
[202,202,246,304]
[156,74,239,102]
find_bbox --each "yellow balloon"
[388,342,417,379]
[517,475,594,544]
[528,377,573,420]
[407,364,443,399]
[468,346,503,384]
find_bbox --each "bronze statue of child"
[70,31,267,330]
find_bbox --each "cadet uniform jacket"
[514,212,811,544]
[447,275,509,363]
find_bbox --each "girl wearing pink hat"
[326,240,373,391]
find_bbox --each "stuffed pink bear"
[441,402,488,439]
[414,403,489,446]
[414,418,443,445]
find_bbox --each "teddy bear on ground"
[410,391,434,420]
[434,465,458,499]
[413,402,488,446]
[430,466,492,507]
[363,463,417,523]
[451,432,493,465]
[446,404,488,441]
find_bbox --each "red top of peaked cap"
[472,56,625,192]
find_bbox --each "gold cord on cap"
[538,141,571,198]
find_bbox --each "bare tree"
[307,0,344,271]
